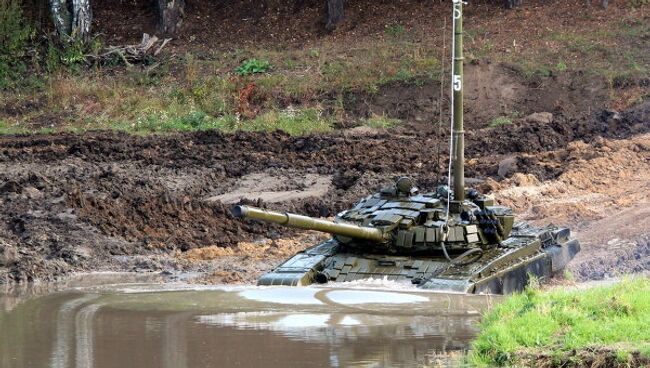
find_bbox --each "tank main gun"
[232,205,386,242]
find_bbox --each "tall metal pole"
[451,0,465,204]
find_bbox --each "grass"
[238,108,333,135]
[2,2,647,135]
[488,112,520,128]
[488,14,649,86]
[469,277,650,367]
[488,116,514,128]
[384,23,406,38]
[0,38,440,136]
[363,115,401,129]
[114,108,332,136]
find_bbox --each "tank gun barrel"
[232,205,385,242]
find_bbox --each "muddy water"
[0,282,501,368]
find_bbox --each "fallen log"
[89,33,172,66]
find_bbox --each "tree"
[156,0,185,34]
[49,0,92,42]
[325,0,344,30]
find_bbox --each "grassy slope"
[469,277,650,367]
[1,1,648,135]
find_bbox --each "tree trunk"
[49,0,92,42]
[325,0,344,31]
[156,0,185,34]
[49,0,71,38]
[586,0,608,9]
[71,0,92,41]
[505,0,523,9]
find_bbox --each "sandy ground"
[489,134,650,280]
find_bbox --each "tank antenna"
[447,0,465,213]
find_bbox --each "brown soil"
[342,63,610,129]
[90,0,635,53]
[0,84,648,284]
[515,346,650,368]
[486,131,650,280]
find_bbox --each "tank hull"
[258,224,580,294]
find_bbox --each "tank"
[232,176,580,294]
[232,0,580,294]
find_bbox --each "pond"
[0,277,501,368]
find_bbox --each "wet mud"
[0,100,648,284]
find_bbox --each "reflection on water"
[0,283,500,368]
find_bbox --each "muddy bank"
[0,101,648,284]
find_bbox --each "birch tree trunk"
[49,0,92,42]
[71,0,92,41]
[325,0,344,31]
[156,0,185,34]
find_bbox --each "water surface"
[0,280,501,368]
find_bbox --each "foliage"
[3,2,647,135]
[0,0,34,89]
[240,108,332,136]
[107,108,331,136]
[489,116,513,127]
[384,23,406,37]
[489,111,521,128]
[235,58,272,76]
[114,111,231,133]
[363,115,400,129]
[469,277,650,367]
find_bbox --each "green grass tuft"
[489,116,514,128]
[109,108,332,136]
[469,277,650,367]
[242,108,333,136]
[384,23,406,38]
[363,115,400,129]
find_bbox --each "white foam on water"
[325,290,429,305]
[319,277,475,296]
[275,314,331,328]
[339,316,361,326]
[239,287,324,305]
[323,277,418,290]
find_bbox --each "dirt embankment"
[0,71,648,284]
[486,132,650,281]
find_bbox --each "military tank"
[232,0,580,294]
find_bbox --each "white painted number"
[453,0,461,19]
[453,75,462,92]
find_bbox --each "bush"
[0,0,34,89]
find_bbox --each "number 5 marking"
[453,0,461,19]
[453,75,462,92]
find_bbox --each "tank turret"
[234,177,515,259]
